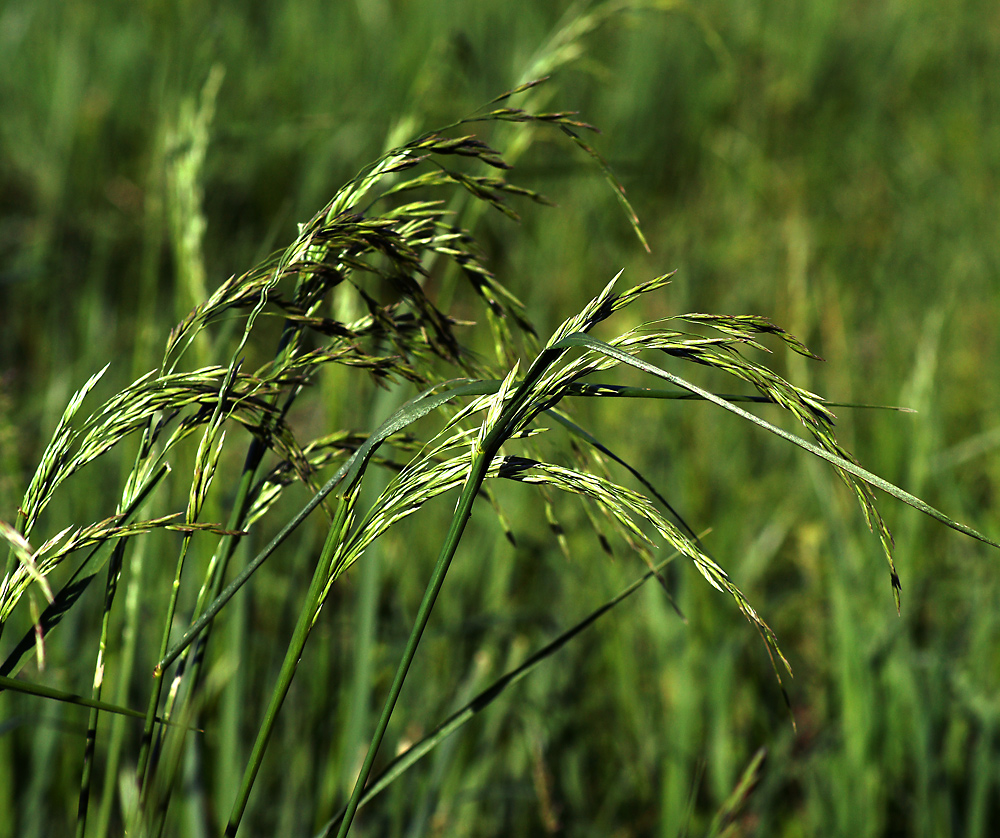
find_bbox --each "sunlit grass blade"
[548,407,700,541]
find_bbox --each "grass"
[2,1,1000,836]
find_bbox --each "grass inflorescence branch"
[1,72,995,838]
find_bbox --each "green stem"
[157,438,264,727]
[142,443,266,838]
[75,540,126,838]
[136,531,195,793]
[334,449,493,838]
[334,348,564,837]
[93,532,148,838]
[224,497,351,837]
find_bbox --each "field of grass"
[2,1,999,836]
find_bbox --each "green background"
[1,1,998,835]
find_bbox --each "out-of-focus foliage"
[1,1,998,836]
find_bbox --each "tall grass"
[2,2,999,836]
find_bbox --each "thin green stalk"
[334,384,398,803]
[138,363,240,796]
[94,533,149,838]
[136,531,196,792]
[142,451,263,838]
[75,540,126,838]
[223,497,351,837]
[334,447,493,838]
[320,548,684,833]
[150,319,315,831]
[335,350,561,837]
[153,439,269,837]
[155,438,264,727]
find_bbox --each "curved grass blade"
[562,382,916,412]
[558,333,1000,602]
[317,548,684,835]
[549,406,702,543]
[559,125,649,252]
[223,498,352,836]
[545,409,689,616]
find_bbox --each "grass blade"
[557,333,1000,605]
[0,674,191,728]
[318,549,683,834]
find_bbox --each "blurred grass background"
[1,0,998,835]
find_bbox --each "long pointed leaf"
[318,549,683,834]
[154,379,500,675]
[557,333,999,550]
[0,674,192,728]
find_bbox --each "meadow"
[1,1,998,836]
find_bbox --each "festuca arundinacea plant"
[1,77,996,837]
